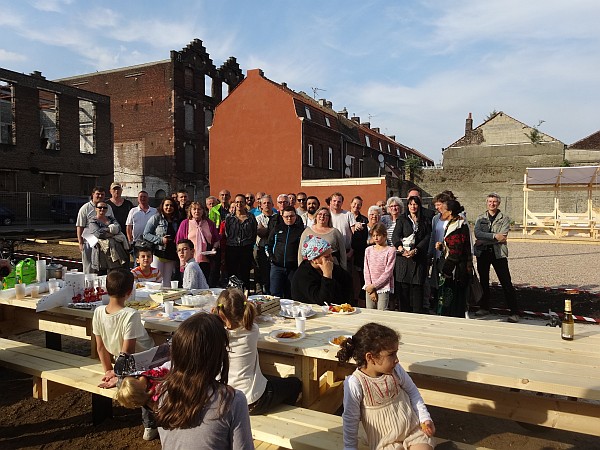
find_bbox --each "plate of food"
[269,330,306,342]
[328,335,352,346]
[279,307,316,319]
[328,303,358,315]
[125,299,160,310]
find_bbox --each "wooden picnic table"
[1,296,599,435]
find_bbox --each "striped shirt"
[131,266,163,283]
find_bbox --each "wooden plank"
[413,374,600,436]
[42,378,77,401]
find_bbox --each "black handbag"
[114,342,171,377]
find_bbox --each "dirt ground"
[0,236,598,449]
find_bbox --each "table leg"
[45,331,62,351]
[92,394,113,425]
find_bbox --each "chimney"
[338,107,348,118]
[30,70,45,79]
[351,116,360,123]
[465,112,473,135]
[325,101,333,109]
[372,127,380,133]
[281,82,287,88]
[247,68,264,78]
[318,99,327,107]
[361,122,371,129]
[388,135,396,141]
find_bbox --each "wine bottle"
[561,299,574,341]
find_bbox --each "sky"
[1,0,600,163]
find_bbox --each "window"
[184,68,194,90]
[359,159,364,177]
[39,90,58,150]
[79,176,96,195]
[222,82,229,99]
[0,81,15,145]
[328,147,333,170]
[184,144,194,173]
[79,100,96,154]
[396,148,401,156]
[204,75,212,97]
[204,108,213,136]
[41,172,61,191]
[365,135,371,148]
[325,116,331,127]
[387,143,391,153]
[0,170,16,191]
[308,144,314,166]
[185,103,195,131]
[304,106,312,120]
[379,141,383,151]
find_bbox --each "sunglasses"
[297,198,307,202]
[96,206,108,210]
[245,196,254,200]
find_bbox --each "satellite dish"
[345,155,352,166]
[378,154,384,162]
[344,167,351,177]
[379,161,385,168]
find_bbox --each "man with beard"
[300,196,320,228]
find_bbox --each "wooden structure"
[2,295,600,438]
[523,166,600,238]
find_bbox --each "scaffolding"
[523,166,600,238]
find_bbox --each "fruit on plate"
[329,303,355,313]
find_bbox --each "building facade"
[209,68,432,206]
[0,67,112,196]
[57,39,243,200]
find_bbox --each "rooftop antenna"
[311,87,326,99]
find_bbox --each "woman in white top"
[215,289,301,414]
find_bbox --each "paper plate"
[269,329,306,343]
[328,306,359,315]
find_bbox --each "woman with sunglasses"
[143,198,180,287]
[88,201,130,274]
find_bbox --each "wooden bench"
[0,337,115,424]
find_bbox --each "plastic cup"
[295,317,306,333]
[15,283,26,299]
[48,279,59,294]
[164,301,174,315]
[30,285,40,298]
[170,280,179,289]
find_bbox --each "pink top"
[363,245,396,293]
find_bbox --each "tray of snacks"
[327,303,358,315]
[248,295,280,315]
[149,289,185,303]
[269,329,305,342]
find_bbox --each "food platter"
[269,329,306,343]
[328,335,352,346]
[125,299,160,310]
[327,304,359,315]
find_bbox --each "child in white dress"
[337,322,435,450]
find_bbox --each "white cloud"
[30,0,74,13]
[0,49,27,63]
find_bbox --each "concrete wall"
[565,149,600,166]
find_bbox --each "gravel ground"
[486,240,600,293]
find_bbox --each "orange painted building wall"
[209,69,303,197]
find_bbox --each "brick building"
[57,39,244,200]
[209,68,433,206]
[0,67,112,196]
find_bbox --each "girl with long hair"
[215,289,301,414]
[156,313,253,449]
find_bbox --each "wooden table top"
[3,297,599,402]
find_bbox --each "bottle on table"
[561,299,574,341]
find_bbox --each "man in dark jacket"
[267,206,304,298]
[291,235,353,305]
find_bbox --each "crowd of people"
[75,183,519,322]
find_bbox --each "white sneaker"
[143,427,158,441]
[507,314,520,323]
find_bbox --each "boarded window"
[184,68,194,90]
[80,176,96,195]
[79,100,95,154]
[0,170,16,191]
[184,144,194,173]
[41,173,61,191]
[185,103,195,131]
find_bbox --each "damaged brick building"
[56,39,244,200]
